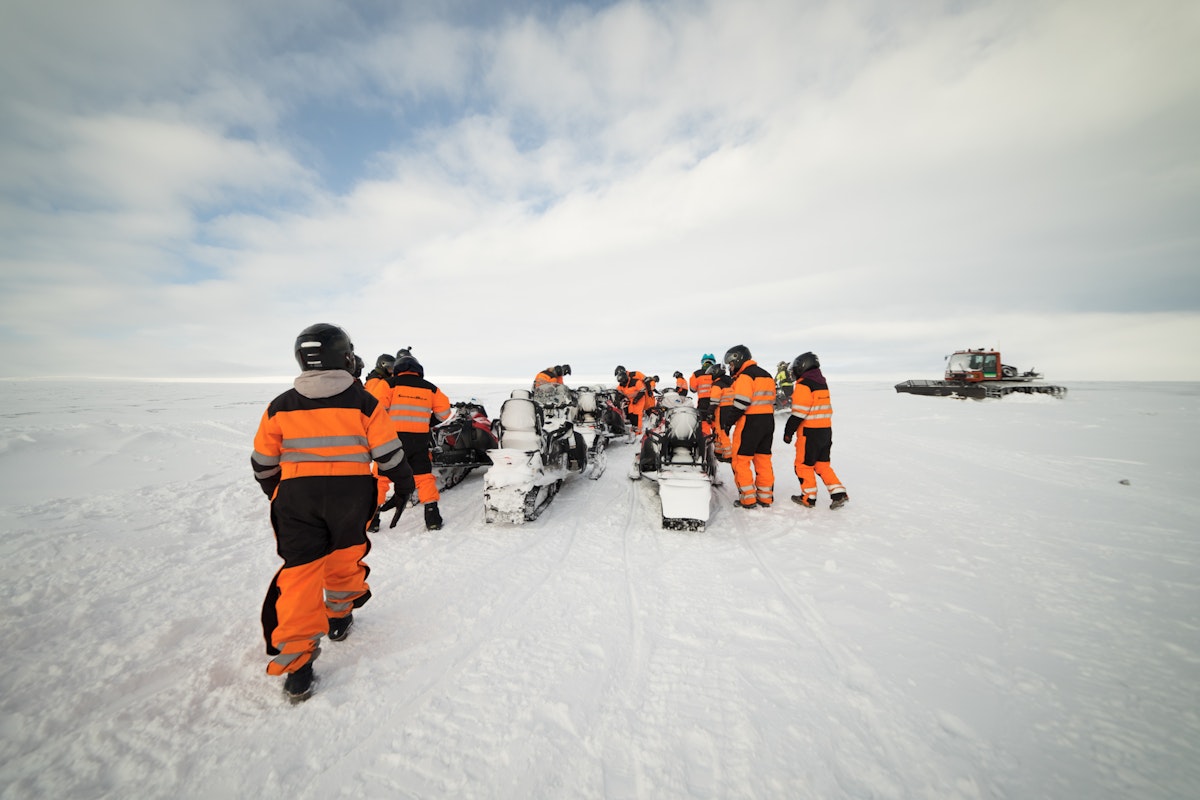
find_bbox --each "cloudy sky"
[2,0,1197,382]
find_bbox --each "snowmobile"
[483,386,589,524]
[774,382,793,412]
[774,362,793,412]
[431,400,499,491]
[895,349,1068,399]
[571,384,631,478]
[628,393,718,531]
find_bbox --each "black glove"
[379,492,412,528]
[782,415,801,444]
[258,475,280,498]
[632,390,645,402]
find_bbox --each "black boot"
[328,613,354,642]
[424,502,443,531]
[367,513,380,533]
[283,662,314,703]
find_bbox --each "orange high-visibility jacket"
[533,369,559,388]
[727,360,776,426]
[387,372,452,434]
[251,379,408,485]
[618,370,649,412]
[364,375,390,403]
[790,379,832,428]
[689,368,713,400]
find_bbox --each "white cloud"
[1,0,1198,379]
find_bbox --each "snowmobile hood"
[294,369,355,399]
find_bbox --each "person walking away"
[387,350,452,530]
[782,351,848,509]
[721,345,775,508]
[673,371,688,396]
[364,353,397,529]
[252,323,415,702]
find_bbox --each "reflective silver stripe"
[750,388,775,410]
[281,452,372,463]
[270,634,322,668]
[433,409,451,423]
[255,465,282,479]
[371,440,403,460]
[389,402,430,415]
[252,450,280,466]
[325,590,359,614]
[373,440,407,471]
[390,411,430,423]
[282,435,368,449]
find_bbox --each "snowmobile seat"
[510,389,532,400]
[498,397,543,452]
[662,407,704,465]
[575,388,599,422]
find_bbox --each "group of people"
[250,323,849,702]
[619,346,849,513]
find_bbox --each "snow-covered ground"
[2,378,1197,800]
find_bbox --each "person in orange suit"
[386,349,453,530]
[689,354,717,434]
[252,323,414,702]
[782,352,848,510]
[364,353,397,529]
[708,362,733,463]
[614,365,650,433]
[721,344,776,508]
[673,371,688,396]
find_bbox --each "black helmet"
[393,353,424,377]
[553,365,564,378]
[351,354,364,379]
[375,353,395,372]
[294,323,355,372]
[614,365,626,377]
[707,362,725,378]
[561,363,572,376]
[723,344,751,374]
[791,351,820,378]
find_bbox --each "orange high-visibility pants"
[262,476,374,675]
[399,432,439,504]
[730,416,774,507]
[793,428,844,504]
